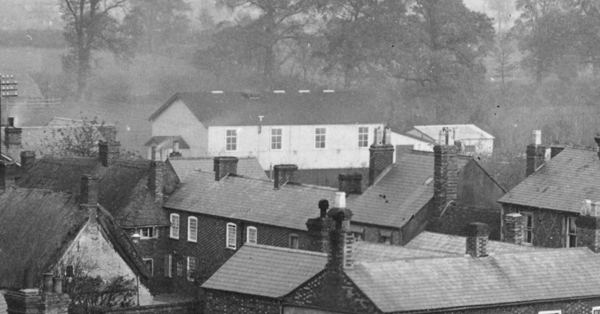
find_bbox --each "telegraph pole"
[0,75,18,157]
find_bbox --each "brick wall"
[204,289,280,314]
[503,204,572,248]
[414,297,600,314]
[102,301,197,314]
[428,204,502,240]
[126,226,172,294]
[352,222,401,245]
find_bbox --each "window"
[351,226,365,242]
[520,211,533,245]
[136,227,157,239]
[164,254,172,278]
[592,306,600,314]
[176,261,183,277]
[170,214,179,239]
[538,311,561,314]
[247,226,257,244]
[226,223,237,249]
[188,217,198,242]
[358,127,369,147]
[226,129,237,151]
[271,128,282,150]
[379,230,392,245]
[143,259,153,276]
[289,234,299,249]
[315,128,326,149]
[187,257,196,281]
[565,216,577,248]
[66,265,74,278]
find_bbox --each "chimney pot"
[42,273,53,293]
[466,222,490,258]
[273,164,298,189]
[334,191,346,208]
[173,140,180,153]
[533,130,542,145]
[384,126,392,145]
[214,156,239,181]
[318,199,329,218]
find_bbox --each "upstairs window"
[226,129,237,151]
[592,307,600,314]
[566,216,577,248]
[164,254,172,278]
[247,226,257,244]
[188,217,198,242]
[170,214,180,239]
[143,259,153,277]
[176,260,183,277]
[358,127,369,147]
[379,230,392,245]
[520,211,533,245]
[271,128,282,150]
[315,128,326,149]
[289,234,299,249]
[136,227,157,239]
[226,223,237,249]
[187,256,196,281]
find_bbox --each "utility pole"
[0,75,18,157]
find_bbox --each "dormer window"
[136,227,157,239]
[247,226,257,244]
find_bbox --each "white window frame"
[226,129,237,151]
[271,128,282,150]
[247,226,258,244]
[226,223,237,249]
[188,216,198,242]
[315,127,326,149]
[164,254,172,278]
[136,227,157,239]
[358,126,369,148]
[170,214,180,239]
[187,256,196,282]
[565,216,577,248]
[538,311,561,314]
[143,258,153,276]
[289,233,299,249]
[592,306,600,314]
[519,211,533,245]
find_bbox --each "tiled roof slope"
[0,187,149,289]
[348,248,600,313]
[498,147,599,212]
[17,157,174,227]
[353,241,451,262]
[405,231,539,255]
[149,91,389,126]
[202,244,327,298]
[164,171,337,231]
[167,156,267,180]
[348,151,469,228]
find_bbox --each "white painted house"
[147,90,399,171]
[406,124,495,155]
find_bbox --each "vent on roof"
[323,89,334,93]
[211,90,224,94]
[298,90,310,93]
[241,91,260,99]
[273,90,285,94]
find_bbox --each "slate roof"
[0,187,149,289]
[347,248,600,313]
[143,136,190,149]
[202,244,327,298]
[411,124,495,141]
[404,231,539,255]
[164,171,338,231]
[498,147,599,212]
[352,241,451,262]
[17,157,176,227]
[148,91,389,126]
[167,156,267,180]
[348,150,469,228]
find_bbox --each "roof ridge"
[247,243,327,257]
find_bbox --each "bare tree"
[41,117,116,158]
[491,32,517,85]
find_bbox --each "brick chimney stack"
[576,200,600,252]
[273,164,298,189]
[5,272,70,314]
[327,192,354,271]
[466,222,490,258]
[0,160,7,190]
[526,130,545,177]
[368,126,394,186]
[98,140,120,167]
[503,213,525,245]
[433,127,458,218]
[20,151,35,173]
[214,156,238,181]
[338,173,362,196]
[4,116,22,159]
[149,161,164,201]
[306,199,334,253]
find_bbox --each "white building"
[406,124,495,155]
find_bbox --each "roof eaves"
[148,93,181,122]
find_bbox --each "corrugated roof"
[413,124,495,141]
[348,248,600,312]
[164,171,337,231]
[148,91,389,126]
[348,151,469,228]
[202,244,327,298]
[498,147,599,212]
[405,231,540,255]
[167,156,268,180]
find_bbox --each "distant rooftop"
[409,124,495,142]
[167,156,268,181]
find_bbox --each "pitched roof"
[348,150,469,228]
[352,241,452,262]
[143,136,190,149]
[412,124,495,141]
[498,147,599,212]
[164,171,337,231]
[347,248,600,313]
[17,157,174,227]
[201,244,327,298]
[404,231,539,255]
[0,187,149,289]
[148,91,389,126]
[167,156,268,180]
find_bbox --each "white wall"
[58,217,153,306]
[207,124,385,169]
[391,132,434,152]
